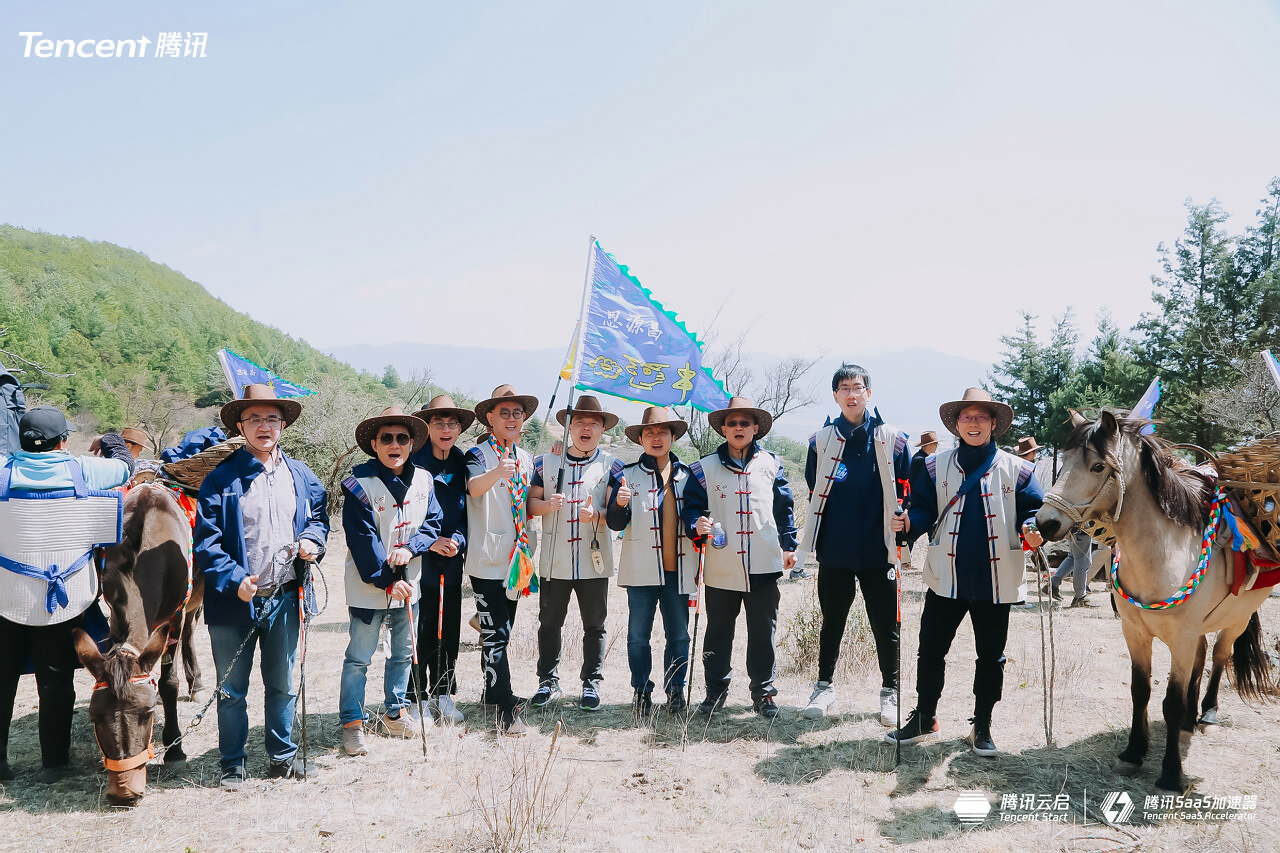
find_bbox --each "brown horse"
[71,483,203,806]
[1036,410,1273,791]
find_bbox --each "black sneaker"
[969,718,997,756]
[634,689,653,716]
[754,696,780,719]
[531,682,561,708]
[219,765,246,791]
[697,693,727,716]
[267,756,316,779]
[581,685,601,712]
[667,691,688,714]
[884,710,939,745]
[1040,583,1062,602]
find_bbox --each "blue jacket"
[195,447,330,627]
[342,459,444,590]
[409,444,469,585]
[681,443,799,553]
[605,451,693,534]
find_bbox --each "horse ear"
[1098,409,1120,437]
[1068,409,1088,429]
[72,628,107,682]
[136,623,171,676]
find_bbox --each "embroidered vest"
[537,450,619,580]
[696,450,784,592]
[924,447,1027,604]
[799,421,904,563]
[616,458,695,591]
[343,468,434,610]
[464,443,536,581]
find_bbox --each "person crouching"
[339,407,443,756]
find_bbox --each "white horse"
[1036,410,1273,791]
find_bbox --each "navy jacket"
[410,444,470,585]
[342,459,444,591]
[680,443,798,553]
[195,447,330,627]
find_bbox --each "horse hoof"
[1115,760,1142,776]
[163,752,187,766]
[188,690,211,705]
[1198,722,1220,735]
[105,792,142,808]
[1155,775,1183,792]
[1178,730,1193,746]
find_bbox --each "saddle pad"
[0,491,122,626]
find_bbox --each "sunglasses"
[378,432,412,446]
[724,419,755,428]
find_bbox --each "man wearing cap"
[408,395,474,724]
[338,407,444,756]
[799,363,912,724]
[464,385,538,736]
[195,384,330,788]
[528,395,624,712]
[607,406,696,715]
[681,397,798,719]
[0,406,130,782]
[886,388,1044,756]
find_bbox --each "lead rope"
[1031,545,1056,747]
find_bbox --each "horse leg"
[1117,627,1153,774]
[160,638,186,764]
[181,607,206,700]
[1182,635,1207,735]
[1156,636,1199,791]
[1198,632,1232,730]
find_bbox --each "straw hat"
[219,384,303,435]
[624,406,688,444]
[473,384,539,426]
[555,395,618,430]
[938,387,1014,438]
[355,406,428,456]
[413,394,476,432]
[1011,436,1041,458]
[915,429,939,448]
[707,396,773,439]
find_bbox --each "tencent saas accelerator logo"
[952,792,992,826]
[1101,791,1135,824]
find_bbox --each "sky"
[3,0,1280,369]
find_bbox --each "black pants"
[412,574,462,699]
[0,616,80,768]
[817,563,898,688]
[536,577,608,689]
[470,577,520,715]
[914,589,1011,723]
[702,576,780,702]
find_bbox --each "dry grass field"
[3,535,1279,853]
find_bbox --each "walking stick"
[296,554,309,781]
[894,501,905,768]
[435,572,446,704]
[398,564,430,757]
[686,525,707,709]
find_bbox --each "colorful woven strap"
[488,437,537,597]
[1111,489,1226,611]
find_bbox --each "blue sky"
[3,0,1279,369]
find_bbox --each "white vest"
[695,450,784,592]
[343,468,434,610]
[616,457,696,591]
[464,443,536,581]
[798,420,904,564]
[537,449,619,580]
[924,447,1028,604]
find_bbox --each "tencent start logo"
[1101,791,1135,824]
[952,792,992,825]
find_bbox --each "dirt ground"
[3,534,1280,853]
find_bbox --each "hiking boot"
[342,722,368,756]
[432,695,465,724]
[754,696,780,719]
[667,691,688,714]
[581,685,602,711]
[267,756,315,779]
[380,711,416,738]
[970,718,997,756]
[634,689,653,716]
[1069,596,1098,609]
[879,687,899,728]
[789,567,813,580]
[801,680,835,720]
[219,765,246,791]
[698,693,727,716]
[884,710,939,746]
[500,712,528,737]
[1040,583,1062,602]
[531,682,562,708]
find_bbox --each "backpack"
[0,362,25,457]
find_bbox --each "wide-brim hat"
[707,396,773,439]
[355,406,428,456]
[555,395,618,430]
[625,406,688,444]
[120,427,150,448]
[413,394,476,432]
[473,384,539,427]
[939,387,1014,438]
[915,429,939,448]
[220,383,303,435]
[1012,435,1041,457]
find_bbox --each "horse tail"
[1231,612,1275,702]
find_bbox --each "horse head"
[71,624,170,807]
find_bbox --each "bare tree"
[1202,352,1280,442]
[107,372,202,455]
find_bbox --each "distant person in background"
[1012,436,1039,465]
[120,427,150,460]
[902,430,939,571]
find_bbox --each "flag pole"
[546,237,598,573]
[543,326,579,429]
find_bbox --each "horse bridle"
[91,642,159,773]
[1041,446,1128,545]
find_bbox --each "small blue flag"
[216,348,316,400]
[1131,376,1161,435]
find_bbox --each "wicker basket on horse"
[1214,432,1280,552]
[158,436,246,495]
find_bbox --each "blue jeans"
[207,593,299,773]
[626,572,690,694]
[339,604,418,725]
[1052,529,1094,597]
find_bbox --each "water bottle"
[711,521,727,550]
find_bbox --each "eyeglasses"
[959,414,992,424]
[378,432,412,446]
[724,419,755,428]
[494,409,525,421]
[241,415,284,428]
[431,419,461,430]
[836,384,867,395]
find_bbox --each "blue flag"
[216,348,316,400]
[570,241,729,412]
[1130,376,1161,435]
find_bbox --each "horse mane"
[1065,410,1212,530]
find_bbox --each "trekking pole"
[894,500,905,768]
[296,548,309,782]
[435,572,446,706]
[686,517,708,710]
[401,567,430,758]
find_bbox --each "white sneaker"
[431,695,464,724]
[801,681,835,720]
[403,705,434,730]
[879,688,899,728]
